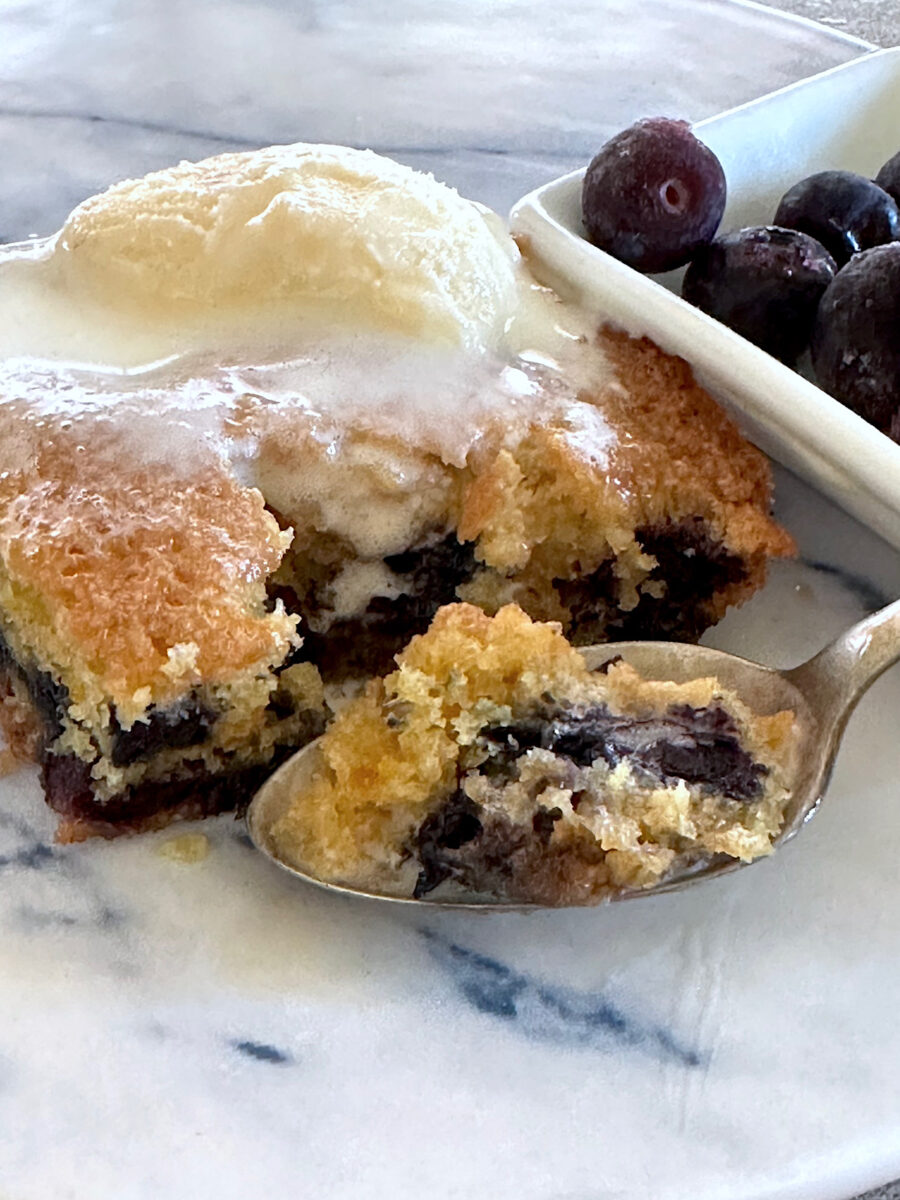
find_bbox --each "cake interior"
[410,696,776,903]
[258,325,792,683]
[266,513,753,683]
[0,624,328,841]
[270,604,797,904]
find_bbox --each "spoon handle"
[785,598,900,720]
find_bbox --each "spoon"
[247,598,900,909]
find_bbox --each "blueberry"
[581,117,726,274]
[681,226,836,365]
[774,170,900,267]
[811,242,900,435]
[875,149,900,207]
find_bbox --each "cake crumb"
[157,832,210,863]
[271,602,798,904]
[0,747,24,777]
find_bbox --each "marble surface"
[0,0,870,236]
[769,0,900,46]
[1,3,899,1199]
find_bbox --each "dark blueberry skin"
[811,242,900,436]
[681,225,837,365]
[875,150,900,207]
[774,170,900,267]
[581,117,726,274]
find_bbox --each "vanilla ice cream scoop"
[57,143,521,351]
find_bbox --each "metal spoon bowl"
[247,599,900,909]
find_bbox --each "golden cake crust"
[599,329,784,552]
[457,328,793,622]
[0,400,295,715]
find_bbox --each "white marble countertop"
[770,0,900,46]
[0,0,872,236]
[2,4,900,1199]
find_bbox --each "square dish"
[509,47,900,552]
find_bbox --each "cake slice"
[271,604,797,904]
[0,391,328,841]
[0,142,792,839]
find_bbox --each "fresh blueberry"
[774,170,900,267]
[811,242,900,436]
[581,117,726,274]
[681,225,836,365]
[875,149,900,207]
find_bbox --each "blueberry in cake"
[270,604,797,904]
[0,143,792,840]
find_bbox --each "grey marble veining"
[1,4,899,1199]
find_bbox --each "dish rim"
[509,46,900,553]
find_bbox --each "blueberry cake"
[0,142,792,840]
[271,604,797,904]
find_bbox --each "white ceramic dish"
[510,47,900,552]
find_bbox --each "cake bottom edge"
[0,667,300,843]
[42,751,282,843]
